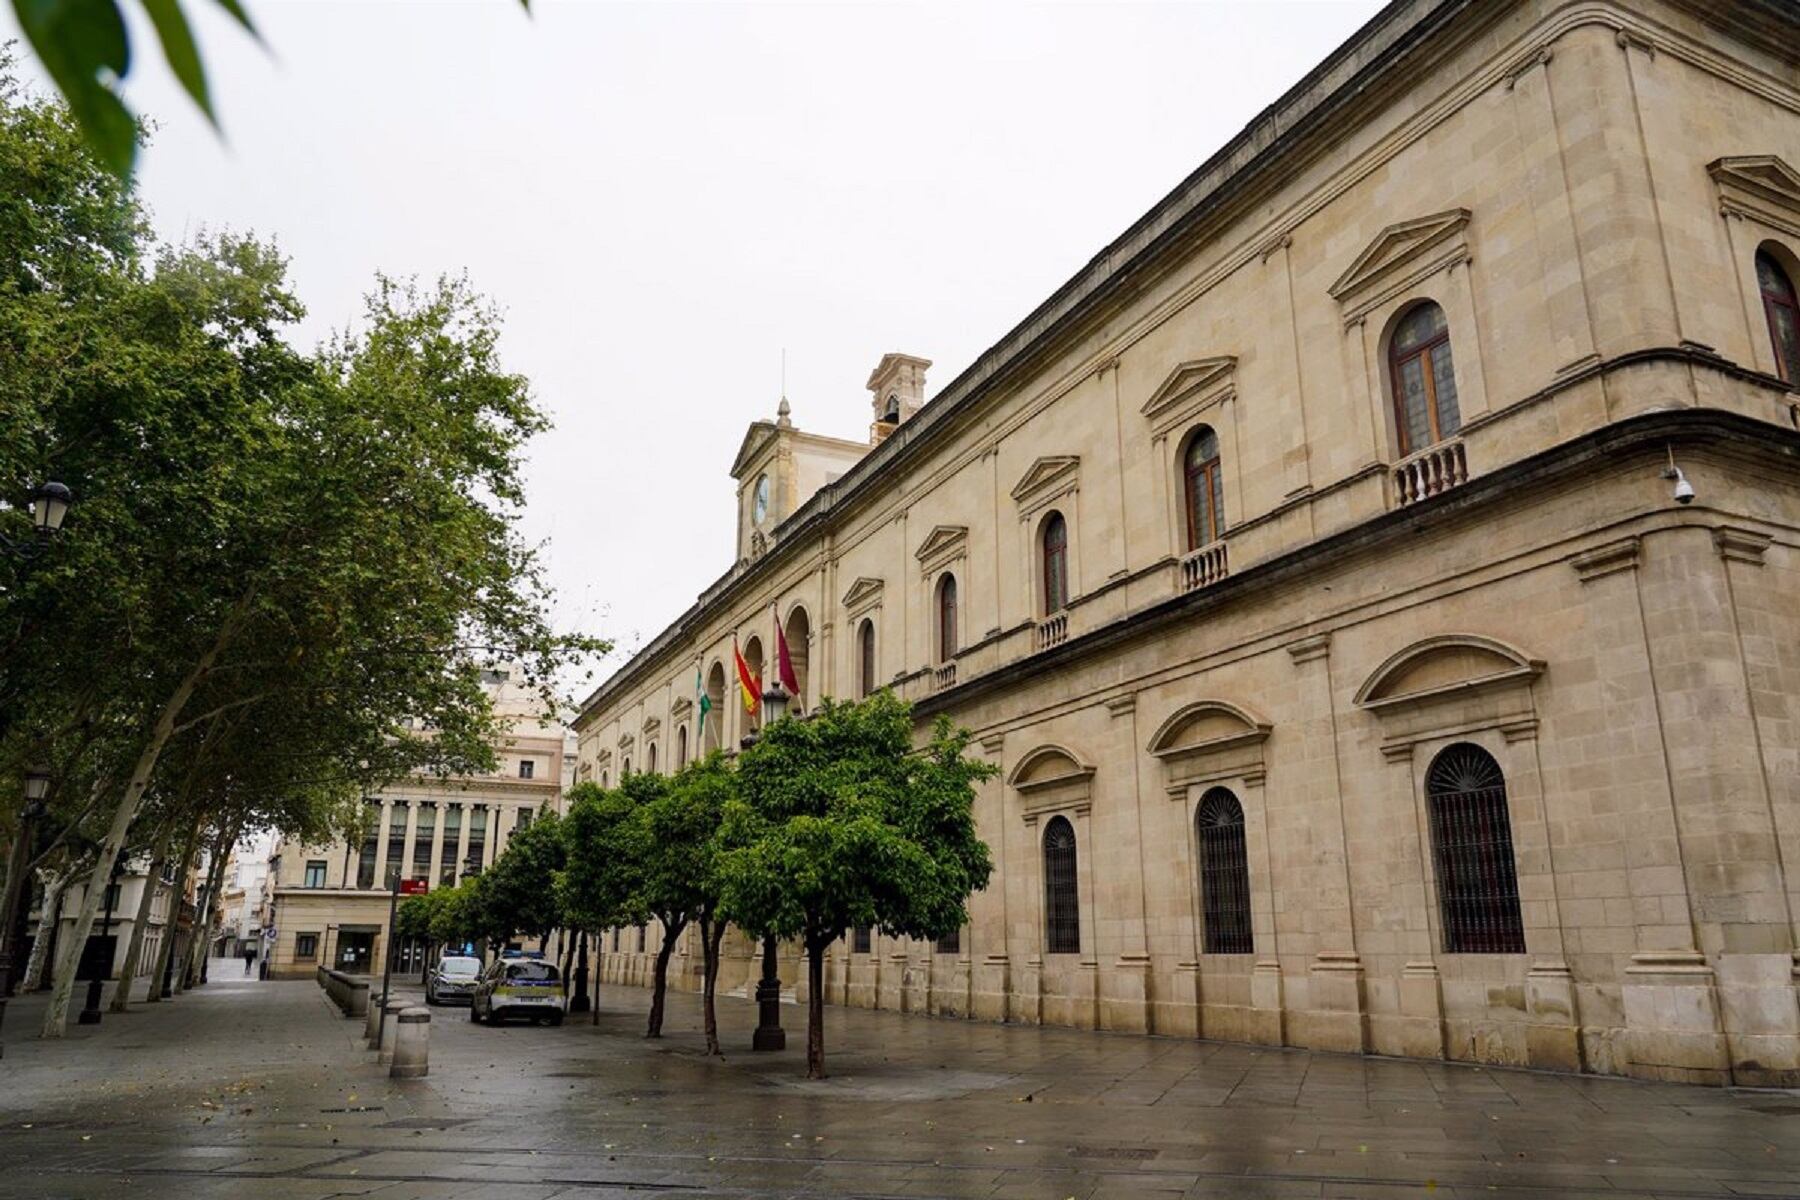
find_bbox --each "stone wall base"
[1622,951,1732,1086]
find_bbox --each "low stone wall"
[316,965,371,1018]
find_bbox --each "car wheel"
[549,1013,564,1027]
[469,1001,479,1022]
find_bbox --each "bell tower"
[866,353,932,445]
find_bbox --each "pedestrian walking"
[243,942,258,976]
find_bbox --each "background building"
[576,0,1800,1086]
[260,667,573,979]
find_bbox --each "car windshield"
[438,958,480,977]
[505,961,559,983]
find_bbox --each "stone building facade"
[573,0,1800,1085]
[261,668,574,979]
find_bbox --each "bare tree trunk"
[184,821,235,989]
[110,824,175,1012]
[42,619,239,1037]
[701,916,727,1057]
[21,862,80,992]
[807,941,826,1080]
[145,816,204,1004]
[644,919,686,1038]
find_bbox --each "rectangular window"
[518,760,535,780]
[514,807,530,833]
[439,805,461,885]
[412,802,436,879]
[356,803,379,889]
[295,933,319,960]
[936,928,960,955]
[385,803,408,888]
[303,861,327,888]
[853,925,872,955]
[464,806,487,876]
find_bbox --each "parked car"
[425,955,482,1006]
[471,956,566,1025]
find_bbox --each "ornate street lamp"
[750,683,789,1052]
[0,768,51,1057]
[1,481,73,560]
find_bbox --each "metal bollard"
[390,1007,430,1079]
[378,1000,406,1065]
[364,992,386,1047]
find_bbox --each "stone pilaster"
[1249,959,1286,1046]
[973,953,1010,1024]
[1101,953,1151,1034]
[1622,951,1730,1085]
[1525,962,1583,1073]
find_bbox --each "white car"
[471,957,566,1026]
[425,955,482,1005]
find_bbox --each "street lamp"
[78,852,126,1025]
[750,683,789,1053]
[0,767,52,1058]
[1,480,73,560]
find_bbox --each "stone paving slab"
[1,959,1798,1198]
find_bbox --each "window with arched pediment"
[1041,511,1069,616]
[1758,247,1799,383]
[1388,300,1460,455]
[936,573,958,662]
[1183,427,1225,549]
[646,743,657,775]
[1043,816,1080,954]
[676,725,688,770]
[1425,743,1525,954]
[1196,788,1253,954]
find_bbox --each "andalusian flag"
[695,667,711,742]
[733,638,761,715]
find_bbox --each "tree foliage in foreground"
[0,60,601,1034]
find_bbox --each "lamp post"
[571,931,591,1014]
[0,480,73,561]
[749,683,789,1052]
[77,852,125,1025]
[0,768,51,1058]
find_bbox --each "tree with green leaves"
[719,693,995,1079]
[469,808,565,948]
[557,780,642,1023]
[0,63,601,1037]
[630,758,734,1046]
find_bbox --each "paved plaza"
[1,961,1799,1199]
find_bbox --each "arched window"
[621,757,631,776]
[1758,249,1799,383]
[1425,744,1525,954]
[858,618,877,698]
[1388,301,1460,455]
[676,725,688,770]
[743,636,764,732]
[1043,816,1080,954]
[883,395,900,423]
[646,743,657,775]
[1196,788,1253,954]
[936,573,958,662]
[1041,511,1069,616]
[1183,427,1225,549]
[704,662,726,753]
[600,770,609,788]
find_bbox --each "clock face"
[752,475,770,525]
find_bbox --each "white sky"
[8,0,1383,694]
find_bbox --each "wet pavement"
[2,959,1799,1198]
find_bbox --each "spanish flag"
[733,638,761,715]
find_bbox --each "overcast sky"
[9,0,1383,693]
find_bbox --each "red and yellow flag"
[733,639,761,715]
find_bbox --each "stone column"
[1099,694,1151,1034]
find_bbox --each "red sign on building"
[399,878,430,896]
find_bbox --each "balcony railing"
[1036,612,1068,651]
[933,663,957,691]
[1180,540,1229,592]
[1393,439,1467,506]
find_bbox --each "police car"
[470,953,566,1026]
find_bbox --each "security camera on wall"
[1661,448,1695,505]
